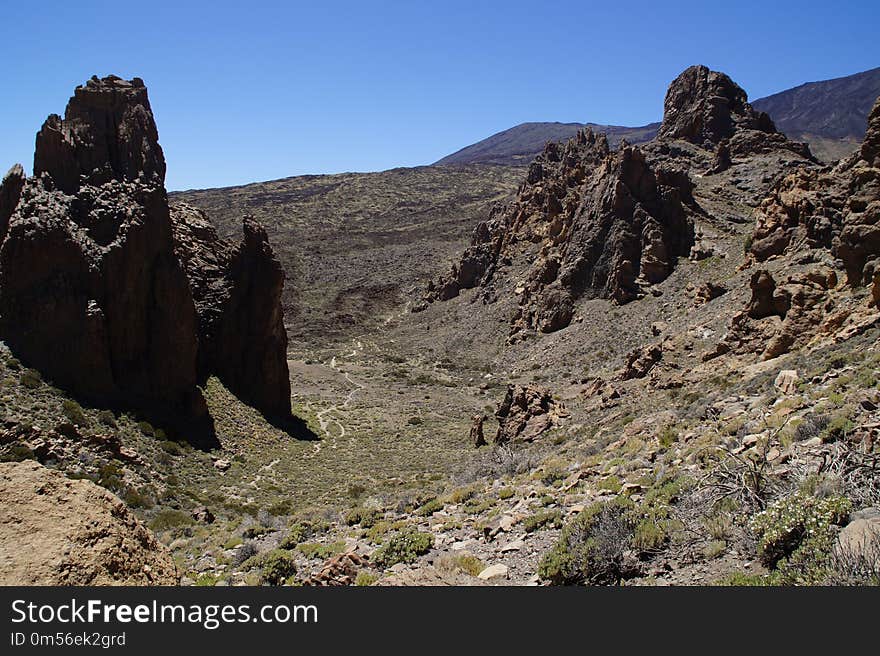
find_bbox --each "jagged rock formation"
[421,128,696,334]
[750,96,880,298]
[0,165,25,243]
[658,65,775,145]
[0,460,178,585]
[33,76,166,195]
[494,384,568,443]
[171,205,291,418]
[0,76,291,439]
[419,65,823,338]
[658,65,812,160]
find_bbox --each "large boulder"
[0,460,178,585]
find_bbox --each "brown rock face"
[658,65,812,160]
[861,97,880,168]
[470,413,487,447]
[0,76,292,439]
[750,95,880,290]
[0,165,25,243]
[710,268,838,361]
[0,460,178,585]
[494,384,567,443]
[34,76,165,195]
[658,65,775,146]
[422,128,695,334]
[171,205,291,418]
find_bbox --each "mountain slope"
[436,67,880,166]
[751,66,880,161]
[434,122,659,166]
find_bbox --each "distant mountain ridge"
[435,66,880,166]
[751,66,880,161]
[433,121,659,167]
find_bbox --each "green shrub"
[97,410,117,428]
[258,549,297,585]
[498,487,515,500]
[750,493,851,584]
[538,499,635,585]
[122,487,154,509]
[407,416,422,425]
[416,498,444,516]
[449,554,485,576]
[62,400,90,427]
[148,509,193,532]
[658,425,678,449]
[267,499,294,516]
[1,444,35,462]
[279,522,314,549]
[372,529,434,568]
[345,506,382,527]
[355,571,378,586]
[160,440,183,456]
[295,541,344,560]
[447,485,478,504]
[523,509,563,533]
[20,369,41,389]
[137,421,154,437]
[820,412,854,443]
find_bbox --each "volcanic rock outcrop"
[419,66,820,337]
[0,460,178,585]
[750,96,880,296]
[421,128,696,335]
[658,65,812,159]
[494,384,568,443]
[171,205,291,418]
[0,76,292,440]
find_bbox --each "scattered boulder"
[774,370,799,395]
[0,460,178,585]
[470,413,487,447]
[304,552,368,586]
[620,342,663,380]
[835,508,880,571]
[191,506,215,524]
[477,563,509,581]
[692,281,727,305]
[494,384,567,443]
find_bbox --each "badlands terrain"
[0,65,878,586]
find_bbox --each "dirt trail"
[307,338,368,456]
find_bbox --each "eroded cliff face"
[0,75,292,441]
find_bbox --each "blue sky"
[1,1,878,190]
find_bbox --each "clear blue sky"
[1,0,878,190]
